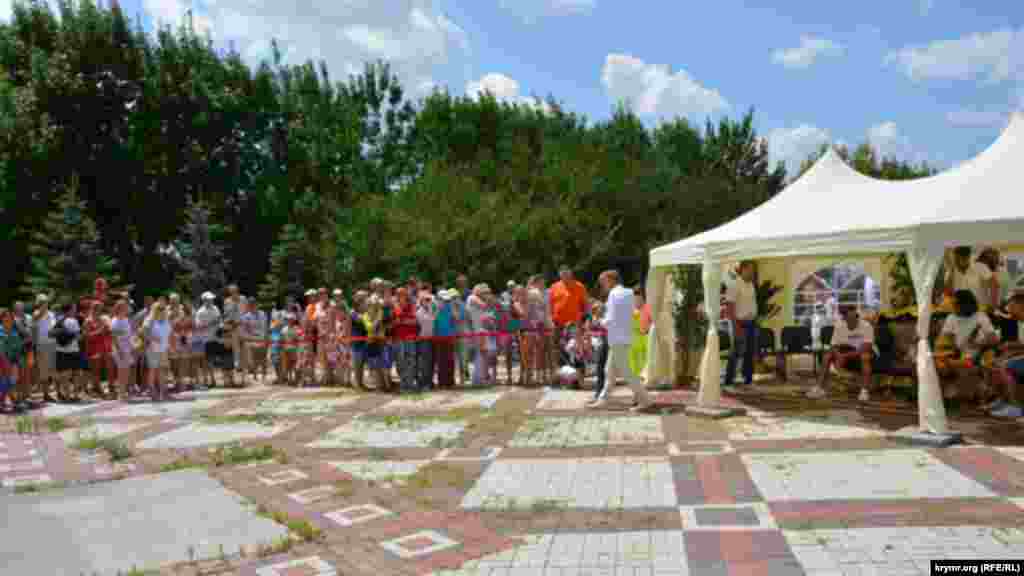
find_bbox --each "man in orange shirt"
[550,266,588,381]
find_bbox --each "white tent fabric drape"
[697,257,723,406]
[644,267,673,386]
[907,244,948,434]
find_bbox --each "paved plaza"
[2,383,1024,575]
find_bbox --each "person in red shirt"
[84,300,113,398]
[392,287,420,392]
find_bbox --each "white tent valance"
[647,111,1024,435]
[651,111,1024,267]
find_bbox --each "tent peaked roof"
[650,111,1024,266]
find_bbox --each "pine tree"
[24,175,120,301]
[258,223,307,309]
[178,197,230,303]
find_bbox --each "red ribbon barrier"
[246,325,607,347]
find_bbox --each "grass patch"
[256,505,323,543]
[13,480,66,494]
[45,417,70,433]
[530,498,569,512]
[257,535,294,558]
[70,431,134,462]
[198,413,278,427]
[160,455,204,472]
[103,439,134,462]
[15,415,41,435]
[335,478,356,497]
[122,566,159,575]
[210,443,279,467]
[397,462,469,496]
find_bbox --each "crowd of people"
[0,268,656,413]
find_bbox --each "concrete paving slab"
[375,390,505,412]
[136,421,294,449]
[722,410,885,441]
[96,398,224,419]
[231,396,360,415]
[461,458,677,509]
[0,469,287,575]
[742,449,996,501]
[308,419,466,449]
[510,416,663,447]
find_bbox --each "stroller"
[559,323,604,389]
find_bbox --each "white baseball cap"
[201,292,215,300]
[35,294,49,304]
[305,289,316,296]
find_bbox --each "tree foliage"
[0,0,874,304]
[24,174,120,299]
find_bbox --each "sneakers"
[858,389,870,402]
[985,399,1007,411]
[992,404,1024,419]
[586,400,606,409]
[806,386,827,399]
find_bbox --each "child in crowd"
[281,312,302,387]
[269,314,284,384]
[0,308,24,412]
[336,299,353,388]
[363,295,388,390]
[350,292,369,390]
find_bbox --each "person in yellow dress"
[629,287,651,377]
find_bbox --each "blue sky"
[3,0,1022,174]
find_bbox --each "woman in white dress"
[109,299,135,400]
[143,303,173,401]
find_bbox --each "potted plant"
[670,265,708,386]
[753,277,782,374]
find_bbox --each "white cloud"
[867,121,935,165]
[886,28,1024,83]
[499,0,595,22]
[138,0,470,100]
[771,36,845,69]
[600,53,729,121]
[465,73,550,111]
[766,124,831,175]
[918,0,934,16]
[946,109,1008,127]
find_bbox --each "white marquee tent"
[645,111,1024,434]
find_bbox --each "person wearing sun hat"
[193,291,220,389]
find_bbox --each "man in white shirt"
[588,270,651,411]
[223,284,244,374]
[194,292,221,388]
[945,246,996,311]
[808,306,876,401]
[240,298,267,382]
[723,261,759,389]
[32,294,57,402]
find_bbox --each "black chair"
[718,329,732,360]
[816,325,835,374]
[777,325,813,379]
[758,326,775,354]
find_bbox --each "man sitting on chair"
[988,293,1024,418]
[807,306,875,401]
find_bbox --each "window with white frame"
[793,263,881,327]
